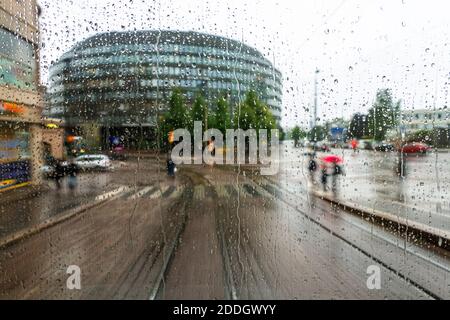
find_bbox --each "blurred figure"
[320,166,328,192]
[331,162,344,193]
[396,151,406,179]
[208,137,215,157]
[350,139,358,153]
[167,156,176,177]
[307,153,317,183]
[53,160,65,190]
[66,160,79,191]
[319,155,344,193]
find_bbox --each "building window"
[0,28,36,90]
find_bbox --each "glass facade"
[0,28,36,91]
[47,30,282,125]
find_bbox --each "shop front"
[0,101,31,191]
[0,121,31,191]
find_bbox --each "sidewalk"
[0,173,124,242]
[0,183,49,205]
[278,147,450,243]
[0,157,189,247]
[325,150,450,236]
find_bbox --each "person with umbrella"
[321,155,344,193]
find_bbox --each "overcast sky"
[38,0,450,128]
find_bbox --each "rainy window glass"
[1,0,450,302]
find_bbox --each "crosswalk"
[148,185,170,199]
[127,186,154,200]
[115,181,277,202]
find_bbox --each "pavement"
[277,143,450,244]
[0,159,187,246]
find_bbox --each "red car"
[399,142,430,154]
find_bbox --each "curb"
[0,186,130,249]
[313,191,450,246]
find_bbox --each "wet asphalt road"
[1,150,450,299]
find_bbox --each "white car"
[74,154,113,171]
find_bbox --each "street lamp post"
[310,68,320,144]
[313,68,319,130]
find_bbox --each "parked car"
[312,141,331,152]
[304,140,314,148]
[399,142,430,154]
[358,140,374,150]
[109,145,127,160]
[375,142,395,152]
[320,144,331,152]
[74,154,113,171]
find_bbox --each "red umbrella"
[321,155,343,163]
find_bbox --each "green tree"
[347,113,366,139]
[165,88,190,131]
[249,91,276,130]
[213,96,231,134]
[233,101,256,130]
[190,93,208,132]
[308,125,326,142]
[365,89,401,141]
[157,89,190,150]
[291,125,306,147]
[278,126,286,141]
[234,91,276,131]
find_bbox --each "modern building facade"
[47,30,282,148]
[401,109,450,132]
[0,0,44,191]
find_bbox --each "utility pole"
[312,68,319,130]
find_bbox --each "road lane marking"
[127,186,155,200]
[95,186,128,201]
[215,185,229,198]
[167,185,184,198]
[242,184,261,197]
[193,185,205,200]
[148,185,170,199]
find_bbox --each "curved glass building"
[47,30,282,147]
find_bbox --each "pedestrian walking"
[396,152,406,179]
[54,160,65,189]
[167,157,176,177]
[66,161,79,190]
[320,167,328,192]
[307,153,317,182]
[331,162,343,193]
